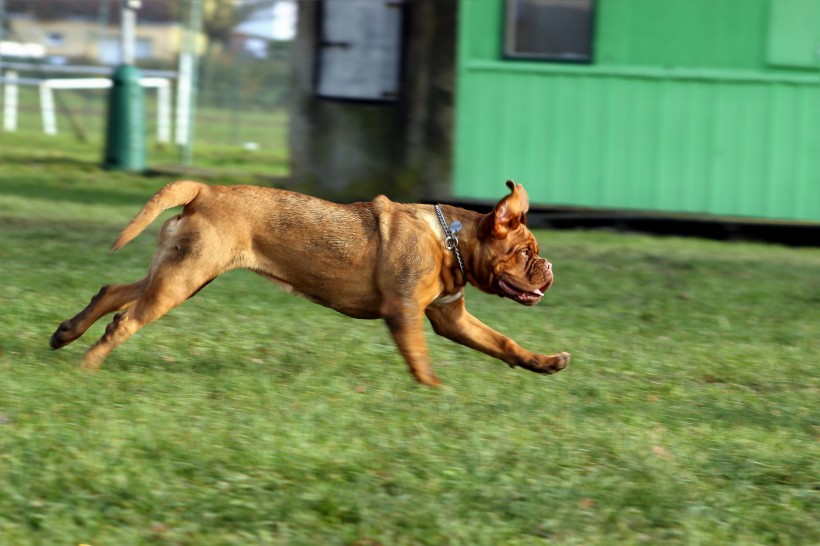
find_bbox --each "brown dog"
[50,180,569,385]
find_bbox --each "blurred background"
[0,0,294,174]
[1,0,819,224]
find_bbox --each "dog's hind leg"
[50,279,148,350]
[80,266,217,370]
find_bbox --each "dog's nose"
[543,259,552,271]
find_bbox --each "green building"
[453,0,820,223]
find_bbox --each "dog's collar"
[434,205,465,276]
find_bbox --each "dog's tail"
[111,180,205,251]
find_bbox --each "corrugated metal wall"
[454,0,820,222]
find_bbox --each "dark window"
[316,0,404,101]
[505,0,595,61]
[45,32,66,47]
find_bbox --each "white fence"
[1,64,177,143]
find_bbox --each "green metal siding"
[596,0,770,70]
[454,0,820,222]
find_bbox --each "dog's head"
[473,181,553,306]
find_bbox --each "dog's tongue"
[500,279,543,298]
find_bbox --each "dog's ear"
[479,180,530,239]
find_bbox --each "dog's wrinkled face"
[475,181,554,306]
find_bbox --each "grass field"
[1,133,818,545]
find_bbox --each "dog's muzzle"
[498,259,553,305]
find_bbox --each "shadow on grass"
[0,216,134,237]
[0,152,179,209]
[0,175,161,209]
[0,155,98,168]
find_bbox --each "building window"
[316,0,405,101]
[505,0,595,62]
[45,32,66,48]
[766,0,820,69]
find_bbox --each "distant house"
[4,0,182,65]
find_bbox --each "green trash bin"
[103,64,146,171]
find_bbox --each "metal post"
[156,79,171,143]
[40,82,57,135]
[3,70,17,132]
[121,1,136,64]
[103,0,146,171]
[98,0,111,61]
[175,51,192,146]
[0,0,7,134]
[0,0,5,76]
[178,0,202,165]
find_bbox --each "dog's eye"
[519,248,530,258]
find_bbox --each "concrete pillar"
[289,0,456,201]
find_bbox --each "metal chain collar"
[434,204,466,276]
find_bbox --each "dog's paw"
[50,321,76,350]
[414,372,443,387]
[522,352,570,375]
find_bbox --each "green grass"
[1,134,818,545]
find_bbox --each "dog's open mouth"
[498,278,549,305]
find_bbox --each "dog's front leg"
[384,311,441,387]
[425,298,569,376]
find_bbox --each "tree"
[201,0,277,50]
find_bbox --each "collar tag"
[449,220,462,236]
[434,205,466,276]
